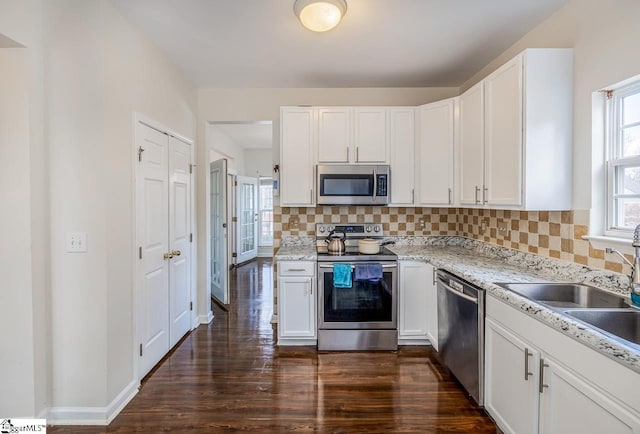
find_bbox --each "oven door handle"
[438,280,478,304]
[318,264,397,269]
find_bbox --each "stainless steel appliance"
[437,269,486,405]
[316,164,390,205]
[316,223,397,350]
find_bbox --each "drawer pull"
[287,268,307,272]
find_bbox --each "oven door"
[318,262,397,330]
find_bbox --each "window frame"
[605,80,640,238]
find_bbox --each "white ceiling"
[210,122,273,149]
[112,0,566,88]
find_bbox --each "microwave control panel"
[376,175,388,197]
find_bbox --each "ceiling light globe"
[294,0,347,32]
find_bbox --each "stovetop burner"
[315,222,397,262]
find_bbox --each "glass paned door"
[210,159,228,304]
[259,178,273,246]
[236,176,258,263]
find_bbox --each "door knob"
[163,252,174,260]
[171,250,181,256]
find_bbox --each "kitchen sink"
[496,283,628,309]
[565,309,640,348]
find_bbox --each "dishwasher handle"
[438,280,479,304]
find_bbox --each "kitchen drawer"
[278,261,315,277]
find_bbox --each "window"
[606,80,640,236]
[259,178,273,246]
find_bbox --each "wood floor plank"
[50,258,498,433]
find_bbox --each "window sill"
[583,235,635,255]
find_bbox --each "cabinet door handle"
[475,186,480,204]
[448,188,452,205]
[310,189,313,203]
[524,348,533,381]
[539,359,549,393]
[432,268,437,285]
[412,189,415,204]
[356,146,359,162]
[483,186,488,204]
[346,146,349,161]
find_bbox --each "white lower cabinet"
[485,318,541,434]
[539,358,640,434]
[485,295,640,434]
[277,261,316,345]
[398,261,437,346]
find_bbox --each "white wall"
[460,0,640,211]
[244,149,273,179]
[208,124,245,174]
[0,48,36,417]
[46,0,197,416]
[0,0,197,421]
[0,0,48,418]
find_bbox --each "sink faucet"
[605,223,640,307]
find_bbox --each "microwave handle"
[372,169,377,200]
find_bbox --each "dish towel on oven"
[354,263,383,283]
[333,263,352,288]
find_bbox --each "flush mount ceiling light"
[294,0,347,32]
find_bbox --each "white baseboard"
[46,379,138,425]
[199,310,214,324]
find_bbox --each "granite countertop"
[274,245,317,261]
[387,241,640,373]
[274,235,640,372]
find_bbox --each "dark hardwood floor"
[51,258,497,433]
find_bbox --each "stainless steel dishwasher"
[437,269,485,405]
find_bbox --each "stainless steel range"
[316,223,398,351]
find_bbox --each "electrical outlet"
[497,220,510,239]
[480,219,488,234]
[288,215,300,229]
[67,232,88,252]
[419,218,426,229]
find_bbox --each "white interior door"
[168,136,191,347]
[136,124,170,378]
[210,159,228,305]
[236,176,258,264]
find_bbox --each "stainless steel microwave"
[316,165,390,205]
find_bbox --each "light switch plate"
[67,232,88,252]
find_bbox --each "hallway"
[51,258,496,433]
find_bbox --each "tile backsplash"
[274,207,632,274]
[273,206,458,247]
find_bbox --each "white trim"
[584,235,635,256]
[46,380,138,426]
[199,311,214,325]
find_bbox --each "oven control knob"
[318,226,325,233]
[365,225,372,232]
[328,225,334,232]
[374,225,380,232]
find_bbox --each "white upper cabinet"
[484,55,523,207]
[417,98,456,206]
[389,108,415,205]
[317,107,351,163]
[457,48,573,210]
[458,82,485,206]
[353,107,388,163]
[280,107,315,206]
[318,107,389,164]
